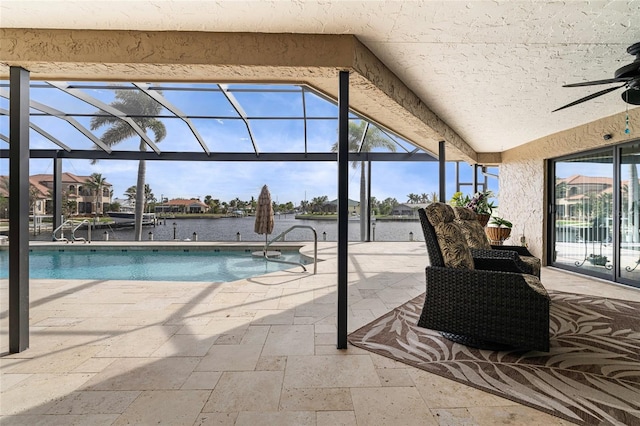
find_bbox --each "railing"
[29,214,52,236]
[52,219,90,243]
[264,225,317,274]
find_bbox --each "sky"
[15,157,484,205]
[0,81,497,205]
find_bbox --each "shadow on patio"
[1,242,639,425]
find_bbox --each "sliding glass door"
[619,142,640,284]
[552,150,614,280]
[550,139,640,288]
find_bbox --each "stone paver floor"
[1,242,639,425]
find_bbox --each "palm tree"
[369,196,378,215]
[407,193,420,203]
[210,199,221,214]
[143,184,155,213]
[125,184,155,213]
[124,185,137,213]
[85,173,107,217]
[380,197,398,215]
[311,195,328,213]
[332,121,396,240]
[90,90,166,240]
[124,185,137,202]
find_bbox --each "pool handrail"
[264,225,317,274]
[52,219,90,243]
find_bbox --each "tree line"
[0,172,435,220]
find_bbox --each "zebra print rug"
[348,290,640,425]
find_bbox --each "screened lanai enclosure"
[5,70,496,353]
[0,79,448,236]
[0,78,495,243]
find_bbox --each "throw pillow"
[453,206,492,250]
[426,203,474,270]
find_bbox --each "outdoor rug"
[348,290,640,425]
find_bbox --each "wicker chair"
[452,206,541,277]
[417,204,550,352]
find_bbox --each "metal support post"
[473,163,479,194]
[9,66,30,353]
[53,157,62,232]
[439,140,446,203]
[337,70,349,349]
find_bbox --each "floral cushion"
[453,207,492,250]
[425,203,474,270]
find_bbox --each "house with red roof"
[0,173,113,216]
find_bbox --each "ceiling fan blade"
[552,84,626,112]
[563,78,631,87]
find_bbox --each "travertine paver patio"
[1,242,639,425]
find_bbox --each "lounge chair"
[417,203,550,351]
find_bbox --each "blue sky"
[0,81,495,205]
[11,157,483,206]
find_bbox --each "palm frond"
[117,90,164,116]
[90,90,167,147]
[100,123,138,147]
[90,114,122,131]
[146,119,167,143]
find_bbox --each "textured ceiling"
[1,0,639,154]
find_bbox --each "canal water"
[42,216,424,243]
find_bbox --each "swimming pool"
[0,248,309,282]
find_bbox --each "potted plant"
[450,190,497,227]
[485,216,512,244]
[587,254,608,266]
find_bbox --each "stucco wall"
[499,108,640,263]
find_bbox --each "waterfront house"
[325,199,360,215]
[156,198,210,214]
[391,203,430,217]
[0,173,112,216]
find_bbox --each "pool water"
[0,249,309,282]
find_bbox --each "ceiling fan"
[553,42,640,112]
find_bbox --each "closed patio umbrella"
[254,184,275,254]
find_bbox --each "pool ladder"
[52,219,91,243]
[264,225,317,274]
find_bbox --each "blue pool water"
[0,249,309,282]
